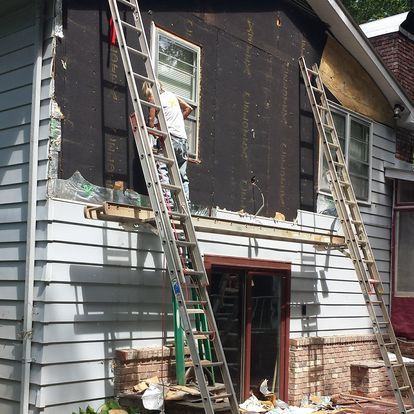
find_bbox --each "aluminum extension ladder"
[299,56,414,414]
[107,1,239,413]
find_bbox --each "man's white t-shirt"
[160,90,187,139]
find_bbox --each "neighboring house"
[1,1,414,413]
[361,11,414,341]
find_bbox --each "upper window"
[151,26,201,159]
[319,107,372,203]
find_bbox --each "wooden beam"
[84,202,345,247]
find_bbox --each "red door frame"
[204,255,291,402]
[391,181,414,339]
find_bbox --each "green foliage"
[72,399,139,414]
[341,0,411,24]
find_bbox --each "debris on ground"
[131,377,408,413]
[239,393,364,413]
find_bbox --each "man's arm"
[146,90,156,128]
[177,96,193,120]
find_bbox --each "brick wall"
[350,361,414,398]
[114,346,191,394]
[396,127,414,162]
[288,335,381,405]
[114,337,414,403]
[370,32,414,101]
[288,335,414,405]
[398,339,414,358]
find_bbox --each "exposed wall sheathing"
[320,36,393,126]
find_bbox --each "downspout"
[20,0,44,412]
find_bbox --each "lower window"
[319,106,372,203]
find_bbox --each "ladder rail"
[299,56,414,414]
[108,0,191,287]
[107,2,239,413]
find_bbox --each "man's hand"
[178,97,193,120]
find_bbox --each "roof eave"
[307,0,414,130]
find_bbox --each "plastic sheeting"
[49,171,151,207]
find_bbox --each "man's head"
[142,81,152,99]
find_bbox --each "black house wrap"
[55,0,327,219]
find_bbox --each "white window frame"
[150,24,201,160]
[318,102,373,205]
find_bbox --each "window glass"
[396,210,414,294]
[319,109,371,202]
[397,180,414,204]
[332,112,346,152]
[154,29,200,158]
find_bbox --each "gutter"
[20,1,44,412]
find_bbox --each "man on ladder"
[142,80,192,205]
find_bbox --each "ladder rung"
[190,331,214,340]
[185,300,207,306]
[333,161,345,168]
[176,240,196,248]
[307,68,318,76]
[363,259,374,265]
[317,104,328,111]
[405,408,414,413]
[327,142,340,149]
[140,99,160,111]
[322,123,334,130]
[169,211,189,221]
[116,0,137,8]
[398,385,411,392]
[376,321,390,326]
[390,363,404,369]
[185,359,223,368]
[368,278,380,284]
[127,46,147,60]
[120,20,142,34]
[199,360,224,368]
[183,269,205,277]
[154,154,174,165]
[161,182,182,192]
[132,71,154,84]
[339,180,351,187]
[185,283,200,289]
[146,126,168,137]
[311,85,324,94]
[383,342,397,347]
[351,219,362,226]
[345,200,357,206]
[187,309,205,315]
[209,393,232,400]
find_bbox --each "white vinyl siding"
[319,106,372,203]
[151,27,201,158]
[28,118,395,412]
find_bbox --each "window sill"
[318,190,371,206]
[188,157,201,165]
